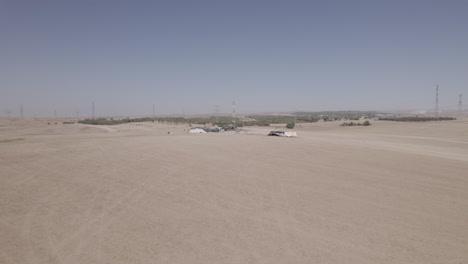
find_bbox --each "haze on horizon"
[1,0,467,118]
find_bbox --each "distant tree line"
[378,117,456,122]
[78,111,381,127]
[341,121,371,126]
[78,117,241,126]
[246,115,296,126]
[294,111,377,122]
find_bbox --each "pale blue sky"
[1,0,467,117]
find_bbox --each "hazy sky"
[1,0,467,117]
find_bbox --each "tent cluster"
[188,125,236,134]
[188,127,297,137]
[188,128,207,134]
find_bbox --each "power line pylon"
[435,85,439,119]
[214,105,220,123]
[232,101,236,124]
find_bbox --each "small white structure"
[283,131,297,137]
[188,128,207,134]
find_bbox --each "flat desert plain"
[1,118,467,264]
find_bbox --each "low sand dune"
[0,118,467,263]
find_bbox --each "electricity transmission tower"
[434,85,439,119]
[214,105,220,123]
[459,94,463,116]
[153,104,155,118]
[20,105,24,118]
[232,101,236,124]
[92,102,95,119]
[5,109,11,118]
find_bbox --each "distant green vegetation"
[245,115,296,126]
[78,115,299,127]
[293,111,377,122]
[79,118,153,125]
[340,120,371,126]
[286,122,295,129]
[378,117,456,122]
[296,116,321,122]
[78,111,382,127]
[78,116,242,126]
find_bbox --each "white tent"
[188,128,207,134]
[283,131,297,137]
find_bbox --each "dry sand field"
[1,118,467,264]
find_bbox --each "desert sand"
[1,118,467,263]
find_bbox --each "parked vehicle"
[268,131,297,137]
